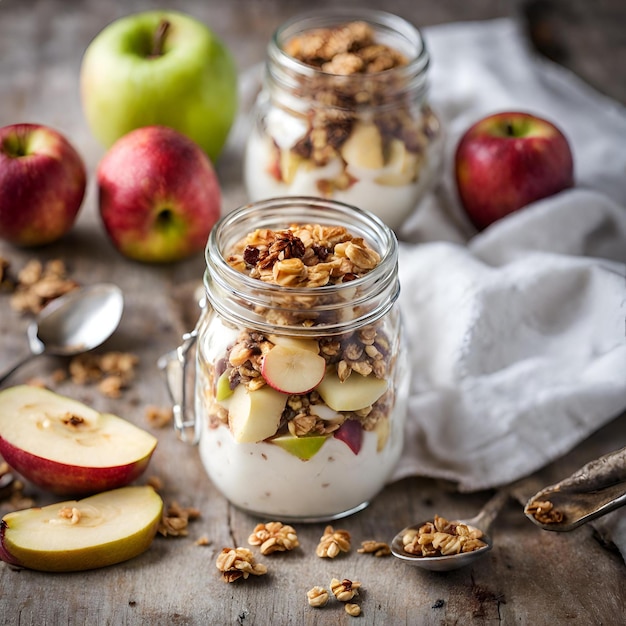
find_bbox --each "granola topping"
[401,514,487,557]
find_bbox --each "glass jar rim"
[268,8,430,85]
[203,196,400,335]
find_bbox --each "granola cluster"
[316,524,351,558]
[401,515,487,557]
[216,547,268,583]
[307,578,363,617]
[248,521,300,555]
[2,258,79,314]
[525,499,564,524]
[268,20,440,194]
[157,501,201,538]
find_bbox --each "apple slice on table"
[316,369,388,412]
[271,433,329,461]
[261,344,326,394]
[0,386,157,496]
[228,384,287,443]
[0,486,163,572]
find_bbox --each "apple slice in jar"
[266,334,320,354]
[228,384,287,443]
[271,433,329,460]
[0,486,163,572]
[316,369,388,412]
[334,419,363,455]
[261,344,326,394]
[0,385,157,496]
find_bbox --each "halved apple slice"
[228,384,287,443]
[271,433,329,460]
[316,369,388,412]
[261,345,326,394]
[0,385,157,495]
[0,486,163,572]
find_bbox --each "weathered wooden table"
[1,1,624,624]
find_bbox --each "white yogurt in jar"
[244,119,442,232]
[198,391,407,520]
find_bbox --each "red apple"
[0,123,86,246]
[454,111,574,230]
[97,125,221,263]
[0,385,157,496]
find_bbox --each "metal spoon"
[0,283,124,385]
[524,446,626,532]
[391,490,509,572]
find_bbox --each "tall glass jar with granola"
[244,9,443,231]
[165,197,409,521]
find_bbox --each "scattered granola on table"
[9,259,79,314]
[216,547,267,583]
[357,539,391,557]
[316,525,351,558]
[145,405,174,429]
[330,577,361,602]
[247,521,300,555]
[401,514,487,557]
[307,586,330,608]
[69,351,139,397]
[157,501,201,538]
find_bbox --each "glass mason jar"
[244,8,443,232]
[162,197,409,522]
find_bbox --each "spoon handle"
[469,489,510,533]
[0,352,39,386]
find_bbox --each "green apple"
[0,486,163,572]
[80,10,238,162]
[0,385,157,495]
[316,368,388,412]
[215,369,234,403]
[271,433,328,460]
[227,384,287,443]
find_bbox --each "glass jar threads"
[244,9,443,231]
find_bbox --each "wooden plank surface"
[1,1,625,624]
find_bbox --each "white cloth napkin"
[389,18,626,559]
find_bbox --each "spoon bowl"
[391,490,508,572]
[0,283,124,385]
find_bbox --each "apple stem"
[150,20,170,58]
[505,122,515,137]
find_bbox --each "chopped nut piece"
[157,501,201,538]
[195,536,211,546]
[216,547,267,583]
[247,521,300,555]
[307,586,330,607]
[357,540,391,557]
[401,514,487,557]
[345,603,362,617]
[330,577,361,602]
[316,525,351,558]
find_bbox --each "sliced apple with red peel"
[334,419,363,455]
[267,334,320,354]
[0,385,157,496]
[316,369,388,412]
[261,345,326,394]
[0,486,163,572]
[271,433,329,460]
[228,384,287,443]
